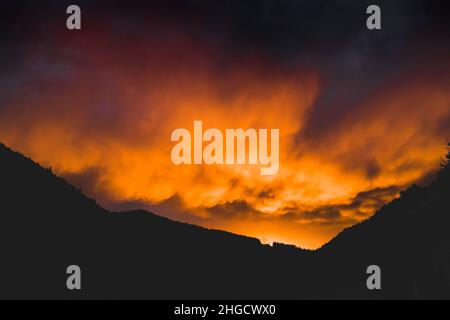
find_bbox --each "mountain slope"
[315,179,450,298]
[0,143,307,299]
[0,142,449,299]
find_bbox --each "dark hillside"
[0,143,449,299]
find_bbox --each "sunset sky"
[1,0,449,249]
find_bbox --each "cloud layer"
[0,0,449,248]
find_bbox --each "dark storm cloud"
[280,185,400,223]
[0,0,445,63]
[282,207,343,222]
[350,185,401,212]
[257,189,276,200]
[202,185,400,226]
[206,200,261,220]
[365,158,382,179]
[2,0,447,120]
[1,0,446,78]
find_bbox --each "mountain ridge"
[0,142,449,299]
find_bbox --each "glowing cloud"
[0,4,449,249]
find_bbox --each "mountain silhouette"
[0,142,449,299]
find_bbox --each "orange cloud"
[0,25,449,249]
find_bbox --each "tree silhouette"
[445,143,450,167]
[438,142,450,179]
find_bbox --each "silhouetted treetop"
[444,143,450,167]
[438,142,450,180]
